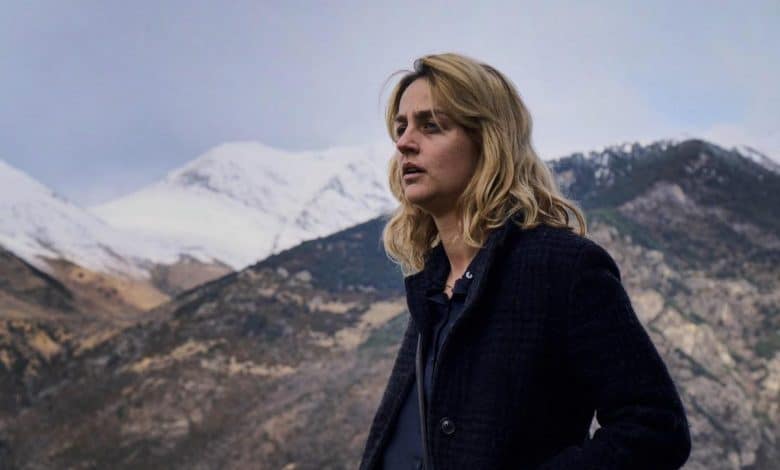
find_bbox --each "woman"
[359,53,691,470]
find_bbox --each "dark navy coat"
[382,248,485,469]
[359,216,691,469]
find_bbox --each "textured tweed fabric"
[359,217,691,469]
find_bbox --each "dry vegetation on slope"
[1,139,778,469]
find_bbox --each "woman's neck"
[433,212,480,282]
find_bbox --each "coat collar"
[403,212,521,333]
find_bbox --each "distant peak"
[557,138,713,163]
[203,141,291,158]
[550,137,780,183]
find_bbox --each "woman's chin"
[403,188,430,206]
[404,192,441,216]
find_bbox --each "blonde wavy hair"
[382,53,586,275]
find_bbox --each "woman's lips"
[403,172,424,182]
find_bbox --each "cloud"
[1,0,778,203]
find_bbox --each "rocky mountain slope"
[0,138,778,469]
[552,139,780,468]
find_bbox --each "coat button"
[440,417,455,435]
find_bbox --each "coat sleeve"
[536,241,691,470]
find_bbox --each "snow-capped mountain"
[552,137,779,177]
[7,137,771,279]
[548,138,780,225]
[0,160,182,277]
[91,142,397,270]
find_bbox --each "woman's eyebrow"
[394,109,449,123]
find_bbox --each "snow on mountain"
[548,138,780,192]
[5,138,773,279]
[0,159,180,277]
[548,139,680,187]
[570,139,780,176]
[733,145,780,175]
[91,142,398,270]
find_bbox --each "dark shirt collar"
[419,216,512,292]
[405,212,523,332]
[425,244,487,304]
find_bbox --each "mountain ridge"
[2,138,775,280]
[1,137,777,468]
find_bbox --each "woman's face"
[394,78,479,217]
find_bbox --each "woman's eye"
[395,125,406,137]
[423,121,440,132]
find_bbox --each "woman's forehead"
[398,78,433,112]
[397,79,454,120]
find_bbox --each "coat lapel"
[403,243,447,335]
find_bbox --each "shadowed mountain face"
[1,139,778,469]
[0,247,75,316]
[0,248,77,419]
[0,247,171,423]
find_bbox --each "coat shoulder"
[502,223,620,279]
[504,222,592,258]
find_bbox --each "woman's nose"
[396,129,419,156]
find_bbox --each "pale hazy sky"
[1,0,778,205]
